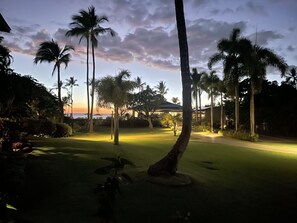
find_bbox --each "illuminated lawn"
[21,128,297,223]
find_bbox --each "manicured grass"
[20,128,297,223]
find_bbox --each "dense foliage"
[0,72,60,120]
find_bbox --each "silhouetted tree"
[129,85,163,128]
[191,68,206,124]
[66,5,114,132]
[34,39,74,122]
[243,42,287,137]
[0,36,12,73]
[284,67,297,89]
[155,81,169,101]
[208,28,249,132]
[96,70,135,145]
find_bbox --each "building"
[193,106,226,128]
[155,101,183,113]
[0,14,11,33]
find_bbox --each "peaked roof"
[0,14,11,33]
[156,101,182,112]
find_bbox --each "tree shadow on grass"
[19,138,118,223]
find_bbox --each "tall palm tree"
[243,43,287,137]
[191,68,206,124]
[34,39,74,121]
[66,5,114,133]
[284,67,297,89]
[148,0,192,177]
[66,7,92,121]
[96,70,135,145]
[208,28,249,132]
[155,81,169,101]
[202,70,220,132]
[65,76,79,120]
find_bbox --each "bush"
[40,120,56,136]
[53,123,72,137]
[192,124,210,132]
[222,130,259,142]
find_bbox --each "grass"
[20,127,297,223]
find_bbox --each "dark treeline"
[225,80,297,137]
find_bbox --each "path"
[191,132,297,155]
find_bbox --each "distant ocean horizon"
[65,113,111,119]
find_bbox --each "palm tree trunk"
[147,0,192,176]
[250,82,255,137]
[57,64,63,122]
[114,107,119,145]
[220,92,224,130]
[89,41,95,133]
[86,38,90,121]
[210,89,214,132]
[195,89,198,123]
[235,85,239,131]
[70,86,73,128]
[198,89,202,125]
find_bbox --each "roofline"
[0,14,11,33]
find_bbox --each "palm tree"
[148,0,192,177]
[284,67,297,89]
[202,70,220,132]
[96,70,135,145]
[65,76,79,120]
[191,68,206,124]
[66,7,92,121]
[171,97,180,105]
[34,39,74,121]
[66,5,114,133]
[243,43,287,137]
[208,28,249,132]
[134,76,146,92]
[0,36,13,73]
[155,81,169,101]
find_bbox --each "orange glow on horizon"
[70,107,112,115]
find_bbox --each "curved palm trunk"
[86,38,90,121]
[114,106,119,145]
[148,0,192,176]
[198,89,202,125]
[57,64,63,122]
[250,82,255,137]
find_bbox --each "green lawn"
[20,128,297,223]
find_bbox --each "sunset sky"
[1,0,297,114]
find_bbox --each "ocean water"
[65,113,111,119]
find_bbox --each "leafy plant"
[94,157,135,222]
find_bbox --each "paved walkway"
[191,132,297,155]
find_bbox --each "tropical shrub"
[222,130,259,142]
[53,123,72,137]
[192,124,211,132]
